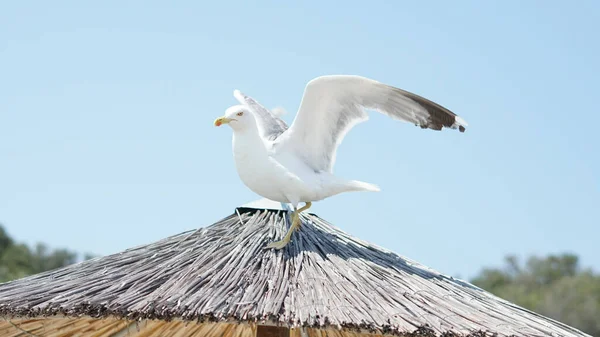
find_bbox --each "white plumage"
[214,75,467,249]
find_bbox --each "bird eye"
[237,112,244,116]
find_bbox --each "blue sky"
[1,1,598,280]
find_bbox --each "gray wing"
[279,75,468,173]
[233,90,288,141]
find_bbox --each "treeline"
[0,224,95,282]
[471,253,600,336]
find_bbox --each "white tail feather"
[347,180,381,192]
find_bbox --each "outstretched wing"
[279,75,468,173]
[233,90,288,141]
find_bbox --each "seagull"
[214,75,467,249]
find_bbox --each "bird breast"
[231,133,292,202]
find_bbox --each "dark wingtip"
[459,125,466,133]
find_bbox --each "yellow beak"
[214,117,233,127]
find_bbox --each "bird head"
[214,105,255,132]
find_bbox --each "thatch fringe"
[0,208,591,337]
[0,318,257,337]
[0,318,517,337]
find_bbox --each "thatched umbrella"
[0,200,591,337]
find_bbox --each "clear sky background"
[1,1,598,280]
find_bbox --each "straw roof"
[0,200,591,337]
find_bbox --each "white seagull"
[214,75,467,249]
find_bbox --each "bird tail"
[347,180,381,192]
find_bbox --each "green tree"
[471,253,600,336]
[0,223,94,283]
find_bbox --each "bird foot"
[264,212,299,250]
[264,203,311,249]
[264,238,291,250]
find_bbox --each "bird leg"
[294,202,311,231]
[264,202,312,250]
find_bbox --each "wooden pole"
[257,325,290,337]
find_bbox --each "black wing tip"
[416,119,467,133]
